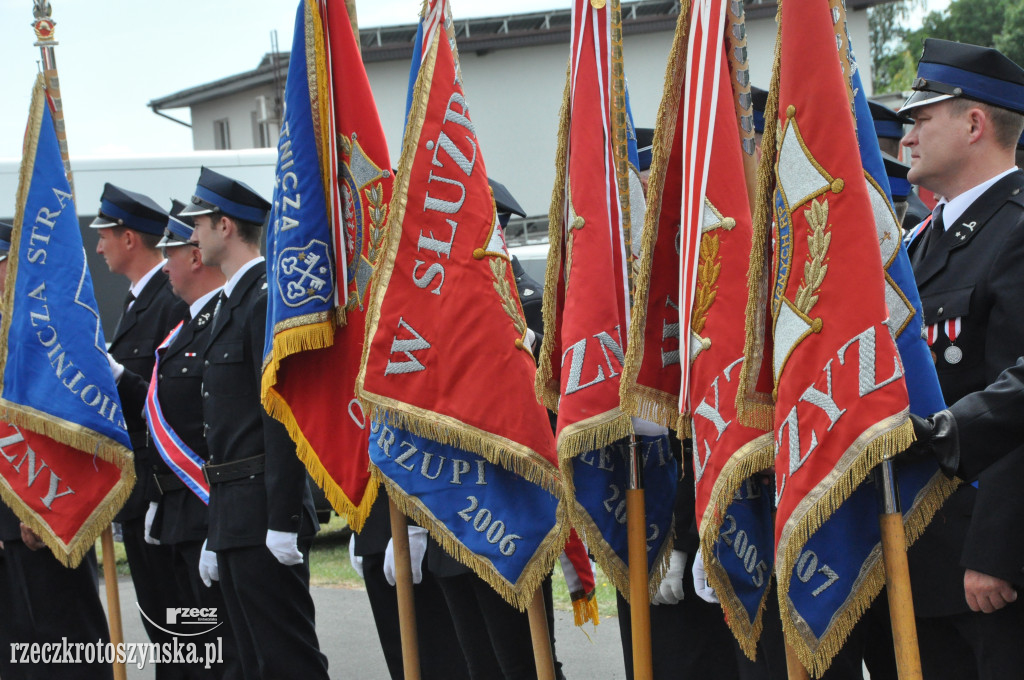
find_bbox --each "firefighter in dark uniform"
[116,202,241,678]
[92,184,189,677]
[900,39,1024,679]
[181,167,329,680]
[0,222,113,680]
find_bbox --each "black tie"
[209,291,227,335]
[123,291,136,313]
[915,204,945,263]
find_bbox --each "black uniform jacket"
[119,295,221,545]
[201,262,316,552]
[906,169,1024,615]
[110,270,188,521]
[948,357,1024,481]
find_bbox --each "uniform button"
[937,307,944,315]
[204,360,210,367]
[158,373,163,380]
[133,348,139,355]
[291,515,300,522]
[204,391,210,398]
[181,367,188,374]
[223,353,229,359]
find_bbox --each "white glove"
[383,526,428,586]
[111,521,123,543]
[631,416,669,437]
[652,550,687,605]
[525,328,537,353]
[349,532,364,579]
[106,353,124,382]
[144,502,160,545]
[693,549,719,603]
[266,529,303,566]
[198,540,219,587]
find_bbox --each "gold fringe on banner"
[561,459,675,602]
[534,61,572,414]
[375,466,571,611]
[263,384,379,532]
[779,417,915,676]
[619,4,690,429]
[0,76,135,568]
[698,433,774,659]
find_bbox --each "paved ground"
[106,576,626,680]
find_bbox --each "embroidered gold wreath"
[793,197,830,316]
[490,258,529,351]
[691,234,721,335]
[366,182,388,266]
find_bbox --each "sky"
[0,0,949,160]
[0,0,564,159]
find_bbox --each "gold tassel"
[572,592,601,627]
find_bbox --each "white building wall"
[191,86,280,151]
[181,9,873,217]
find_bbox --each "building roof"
[149,0,894,111]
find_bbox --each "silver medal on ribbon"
[944,345,963,364]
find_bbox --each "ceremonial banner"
[0,77,134,566]
[745,1,925,672]
[357,0,566,607]
[262,0,391,530]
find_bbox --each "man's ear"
[190,246,204,271]
[966,107,987,143]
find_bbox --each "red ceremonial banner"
[536,0,633,458]
[0,423,123,551]
[757,0,914,664]
[261,0,391,530]
[357,2,560,488]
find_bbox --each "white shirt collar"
[130,260,167,299]
[223,256,264,299]
[938,167,1018,230]
[189,287,222,320]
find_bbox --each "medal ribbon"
[144,321,211,505]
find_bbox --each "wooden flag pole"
[785,642,811,680]
[31,5,125,678]
[101,527,128,680]
[626,438,654,680]
[874,460,923,680]
[388,498,422,680]
[527,587,557,680]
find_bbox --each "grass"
[98,517,621,619]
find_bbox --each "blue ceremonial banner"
[0,76,134,567]
[370,418,566,602]
[712,476,775,626]
[569,434,677,594]
[778,33,956,668]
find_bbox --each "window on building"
[251,111,273,149]
[213,119,231,150]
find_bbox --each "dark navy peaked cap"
[89,183,168,235]
[900,39,1024,115]
[179,167,271,224]
[881,153,912,201]
[159,199,195,248]
[0,221,13,260]
[489,178,525,218]
[869,101,911,140]
[750,86,768,135]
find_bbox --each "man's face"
[95,227,130,275]
[901,99,969,196]
[191,214,224,268]
[162,245,197,301]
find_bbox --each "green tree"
[871,0,1024,94]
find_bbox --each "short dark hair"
[111,226,162,251]
[222,213,263,246]
[951,98,1024,150]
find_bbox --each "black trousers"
[435,571,563,680]
[0,543,112,680]
[168,540,242,679]
[122,516,191,680]
[916,601,1024,680]
[216,542,328,680]
[362,552,470,680]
